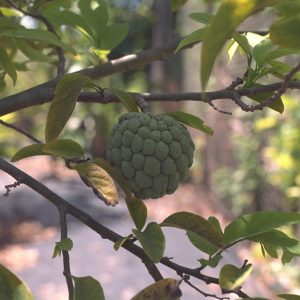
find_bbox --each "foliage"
[0,0,300,299]
[215,95,300,214]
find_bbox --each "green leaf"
[263,243,278,258]
[232,32,252,63]
[114,234,133,251]
[131,278,181,300]
[11,143,46,162]
[268,61,300,80]
[171,0,188,12]
[246,84,284,113]
[254,45,300,67]
[0,29,76,54]
[278,294,300,300]
[57,10,95,41]
[281,249,294,265]
[52,237,73,258]
[224,211,300,245]
[250,229,300,261]
[275,2,300,16]
[14,39,53,63]
[187,231,219,255]
[161,212,224,248]
[93,158,132,200]
[199,253,222,268]
[0,7,22,17]
[253,39,274,66]
[11,139,84,161]
[219,263,253,290]
[166,111,213,135]
[114,89,139,113]
[75,162,119,206]
[189,12,213,24]
[52,245,61,259]
[0,263,34,300]
[188,215,224,256]
[260,243,266,257]
[175,28,206,52]
[0,17,24,30]
[45,73,93,142]
[90,48,110,61]
[208,216,224,235]
[73,276,105,300]
[201,0,276,89]
[59,237,73,250]
[250,229,299,250]
[132,222,165,263]
[0,48,17,84]
[101,23,129,51]
[43,139,84,159]
[127,197,147,230]
[227,39,239,62]
[78,0,108,42]
[270,14,300,50]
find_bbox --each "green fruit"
[106,112,195,199]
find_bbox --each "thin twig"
[59,209,74,300]
[3,180,22,196]
[182,275,229,300]
[247,61,300,111]
[208,101,232,115]
[0,119,42,144]
[225,77,244,90]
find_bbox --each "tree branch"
[245,61,300,111]
[58,209,74,300]
[0,158,163,283]
[182,275,229,300]
[2,80,300,117]
[0,158,249,298]
[0,119,42,144]
[0,37,182,116]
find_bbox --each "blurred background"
[0,0,300,299]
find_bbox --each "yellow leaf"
[75,162,119,206]
[131,278,181,300]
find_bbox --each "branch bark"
[0,158,250,298]
[0,158,163,282]
[1,81,300,117]
[58,209,74,300]
[0,38,182,116]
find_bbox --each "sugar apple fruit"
[106,112,195,199]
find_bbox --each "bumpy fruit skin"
[106,112,195,199]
